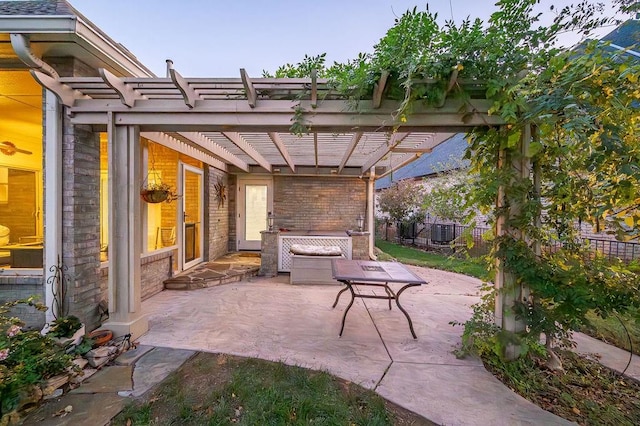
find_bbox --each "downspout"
[11,34,61,322]
[10,34,59,78]
[368,167,377,260]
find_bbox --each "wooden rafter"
[167,60,199,108]
[313,132,319,168]
[377,153,422,179]
[141,132,227,171]
[310,69,318,108]
[360,132,409,173]
[240,68,257,108]
[175,132,249,172]
[338,132,363,173]
[391,147,433,153]
[372,71,389,109]
[437,66,460,107]
[30,70,83,107]
[98,68,145,107]
[268,132,296,173]
[222,132,272,172]
[409,132,455,153]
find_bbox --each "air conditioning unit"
[430,224,455,244]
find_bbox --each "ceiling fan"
[0,141,32,156]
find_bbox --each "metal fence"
[379,220,640,263]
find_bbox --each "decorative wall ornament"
[214,177,226,208]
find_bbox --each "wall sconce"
[356,214,364,232]
[267,211,274,231]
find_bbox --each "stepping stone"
[207,263,231,271]
[193,270,225,279]
[114,344,154,366]
[69,365,133,394]
[21,393,126,426]
[125,347,195,397]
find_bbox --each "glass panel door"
[181,165,203,269]
[238,179,272,250]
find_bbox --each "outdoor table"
[331,259,427,339]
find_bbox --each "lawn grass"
[112,353,433,425]
[376,238,640,358]
[582,308,640,356]
[375,239,490,280]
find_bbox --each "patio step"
[163,254,260,291]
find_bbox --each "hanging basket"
[140,189,170,203]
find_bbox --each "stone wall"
[274,176,366,232]
[350,232,370,260]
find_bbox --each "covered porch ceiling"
[32,66,503,177]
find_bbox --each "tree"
[274,0,640,363]
[377,180,426,225]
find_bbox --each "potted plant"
[140,181,178,204]
[47,315,85,347]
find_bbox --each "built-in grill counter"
[278,230,352,272]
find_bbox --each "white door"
[180,164,203,269]
[237,178,272,250]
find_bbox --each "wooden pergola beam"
[66,99,501,131]
[240,68,257,108]
[360,132,409,173]
[222,132,272,172]
[175,131,249,172]
[167,60,199,108]
[314,132,319,168]
[98,68,145,107]
[377,153,422,179]
[372,71,389,109]
[141,132,227,171]
[391,147,433,153]
[310,69,318,108]
[30,70,83,107]
[338,132,363,174]
[268,132,296,173]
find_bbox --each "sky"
[67,0,628,77]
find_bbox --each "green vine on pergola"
[269,0,640,362]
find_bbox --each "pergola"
[32,65,502,176]
[32,64,527,353]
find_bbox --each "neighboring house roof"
[599,19,640,61]
[375,133,469,190]
[0,0,74,14]
[0,0,155,77]
[600,19,639,49]
[377,19,639,192]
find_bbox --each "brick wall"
[227,174,237,251]
[61,123,102,330]
[274,176,366,231]
[140,250,175,300]
[207,167,229,260]
[0,277,45,330]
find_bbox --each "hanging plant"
[141,142,179,203]
[140,182,178,204]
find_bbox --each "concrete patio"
[138,265,574,425]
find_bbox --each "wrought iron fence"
[378,220,640,263]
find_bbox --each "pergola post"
[104,117,148,339]
[494,123,533,360]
